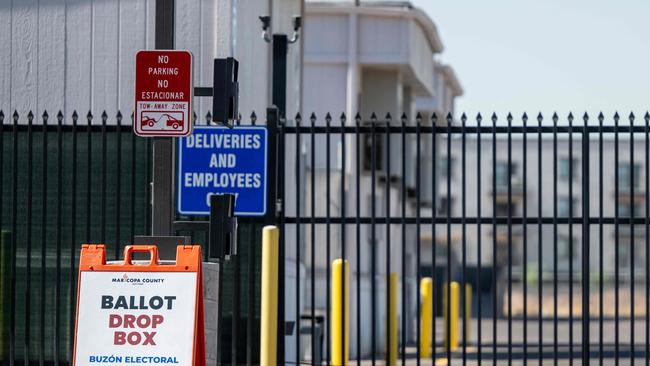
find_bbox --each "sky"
[411,0,650,119]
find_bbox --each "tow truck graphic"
[140,111,184,130]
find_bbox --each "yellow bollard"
[332,259,349,366]
[260,226,279,366]
[420,277,433,358]
[443,282,459,350]
[464,284,472,347]
[388,273,398,366]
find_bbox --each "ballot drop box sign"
[73,245,205,366]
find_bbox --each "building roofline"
[437,63,463,97]
[306,1,444,53]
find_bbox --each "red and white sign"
[134,50,193,137]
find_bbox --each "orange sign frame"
[72,244,205,366]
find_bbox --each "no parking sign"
[73,245,205,366]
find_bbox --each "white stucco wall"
[0,0,302,123]
[0,0,155,119]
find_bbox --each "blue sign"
[177,126,268,216]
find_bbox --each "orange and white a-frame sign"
[72,245,205,366]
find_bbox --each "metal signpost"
[152,0,176,237]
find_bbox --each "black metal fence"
[3,109,650,366]
[275,111,650,365]
[0,110,153,365]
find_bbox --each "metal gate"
[2,109,650,365]
[275,111,650,365]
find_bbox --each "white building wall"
[0,0,156,119]
[440,135,648,280]
[302,2,460,358]
[0,0,300,122]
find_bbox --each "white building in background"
[300,0,462,358]
[444,134,648,281]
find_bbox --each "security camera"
[289,16,301,43]
[259,15,271,31]
[292,16,302,32]
[259,15,272,42]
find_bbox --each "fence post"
[581,119,590,365]
[332,259,349,366]
[420,277,433,358]
[443,282,459,350]
[388,273,398,366]
[260,226,280,366]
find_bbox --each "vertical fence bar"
[598,112,604,365]
[130,113,136,244]
[39,111,48,366]
[461,113,467,366]
[446,113,453,366]
[246,221,255,366]
[295,113,302,365]
[232,232,240,366]
[553,112,558,366]
[537,113,543,365]
[384,113,390,366]
[340,113,347,366]
[145,138,152,235]
[355,114,361,366]
[0,113,1,278]
[476,113,483,365]
[522,113,528,365]
[581,113,591,366]
[416,113,422,366]
[568,113,574,365]
[643,112,650,366]
[371,113,377,366]
[401,114,407,366]
[629,113,635,366]
[247,113,257,366]
[25,111,34,366]
[278,116,286,366]
[86,112,92,243]
[614,112,620,365]
[507,113,513,366]
[491,113,497,366]
[69,111,78,361]
[101,112,107,244]
[10,112,18,366]
[55,111,63,366]
[0,111,3,361]
[431,113,438,365]
[310,113,316,365]
[385,113,392,366]
[325,113,331,366]
[115,112,122,258]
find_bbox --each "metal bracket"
[208,193,238,261]
[194,87,213,97]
